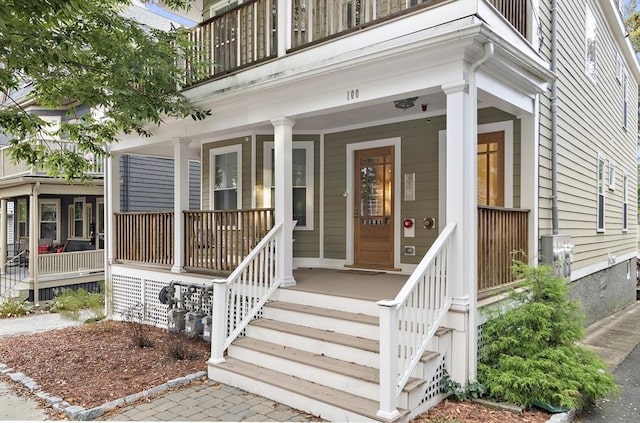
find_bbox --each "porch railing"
[184,208,274,273]
[477,206,529,292]
[210,222,282,362]
[114,211,174,265]
[38,250,104,276]
[185,0,277,86]
[377,222,455,418]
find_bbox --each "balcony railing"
[185,0,277,86]
[477,205,529,292]
[184,208,274,273]
[184,0,528,86]
[487,0,527,38]
[0,142,103,179]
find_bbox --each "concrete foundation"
[568,259,636,327]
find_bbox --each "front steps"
[208,288,452,422]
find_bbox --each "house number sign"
[346,89,359,101]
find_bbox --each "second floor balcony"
[184,0,530,87]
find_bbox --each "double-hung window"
[210,145,242,210]
[40,199,60,242]
[623,173,628,232]
[264,141,314,230]
[68,197,91,239]
[596,156,606,232]
[585,5,597,81]
[17,199,28,238]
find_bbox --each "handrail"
[377,222,456,418]
[0,251,27,300]
[210,222,283,362]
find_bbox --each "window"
[623,69,628,130]
[477,132,505,207]
[585,5,597,81]
[210,145,241,210]
[623,173,628,232]
[17,199,28,238]
[39,200,60,242]
[264,141,314,230]
[608,162,616,190]
[597,156,606,232]
[68,197,92,239]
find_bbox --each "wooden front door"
[354,146,394,268]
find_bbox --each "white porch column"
[520,96,540,265]
[271,117,296,287]
[442,80,478,384]
[0,199,7,270]
[29,182,40,305]
[172,138,190,273]
[105,153,120,318]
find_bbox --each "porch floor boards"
[286,268,407,301]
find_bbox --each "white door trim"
[346,137,401,268]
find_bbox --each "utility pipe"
[551,0,559,234]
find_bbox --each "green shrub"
[0,298,33,318]
[50,287,104,322]
[478,263,618,409]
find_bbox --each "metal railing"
[210,222,282,362]
[377,222,455,418]
[0,251,28,301]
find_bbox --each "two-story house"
[104,1,639,420]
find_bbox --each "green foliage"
[0,298,33,318]
[478,263,618,409]
[50,287,104,322]
[440,370,487,401]
[0,0,210,180]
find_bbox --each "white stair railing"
[210,222,282,363]
[377,223,456,419]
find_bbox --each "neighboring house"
[0,80,105,304]
[105,1,639,421]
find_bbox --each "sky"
[138,1,197,27]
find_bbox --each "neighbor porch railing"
[0,251,27,300]
[184,208,274,273]
[377,222,455,418]
[114,211,174,265]
[477,206,529,292]
[210,222,282,362]
[38,250,104,276]
[185,0,528,86]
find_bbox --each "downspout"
[551,0,559,234]
[468,41,494,382]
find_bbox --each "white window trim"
[622,68,628,130]
[17,199,28,238]
[585,5,597,82]
[40,116,61,141]
[39,199,61,243]
[68,197,91,240]
[263,141,314,230]
[622,172,628,232]
[209,144,242,210]
[596,155,606,232]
